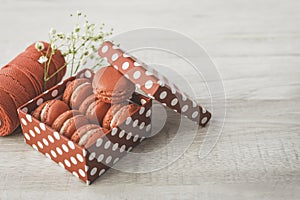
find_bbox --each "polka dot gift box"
[98,41,211,127]
[17,69,152,185]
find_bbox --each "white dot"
[133,71,141,79]
[58,162,64,168]
[45,153,51,159]
[202,107,207,113]
[122,62,130,70]
[171,86,176,94]
[119,130,125,138]
[21,118,27,126]
[64,159,71,168]
[99,169,105,176]
[89,152,96,161]
[113,65,118,70]
[140,99,147,105]
[140,137,146,142]
[192,111,199,118]
[113,157,120,164]
[120,145,126,153]
[34,126,40,134]
[48,135,54,143]
[134,62,141,66]
[29,130,35,137]
[73,172,79,178]
[171,98,178,106]
[158,80,165,87]
[136,83,141,88]
[182,94,187,101]
[22,107,28,113]
[139,107,145,115]
[96,138,103,147]
[24,133,30,141]
[39,123,46,131]
[79,169,86,177]
[62,144,69,152]
[90,167,97,176]
[125,117,132,125]
[83,149,87,157]
[181,105,189,112]
[101,45,108,53]
[112,143,118,151]
[111,53,119,61]
[51,90,58,97]
[145,71,153,76]
[201,117,208,124]
[26,114,32,122]
[37,141,43,149]
[124,74,129,79]
[53,132,60,140]
[146,124,151,132]
[56,147,63,155]
[132,119,139,127]
[36,98,43,106]
[104,141,111,149]
[111,128,118,136]
[160,91,167,99]
[193,101,197,107]
[42,138,48,146]
[145,110,151,117]
[68,141,75,150]
[70,156,77,165]
[126,132,132,140]
[85,70,92,78]
[133,134,139,142]
[139,122,145,130]
[145,80,153,89]
[76,154,84,162]
[51,150,57,158]
[97,154,104,163]
[127,147,133,152]
[106,156,112,164]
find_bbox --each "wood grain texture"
[0,0,299,199]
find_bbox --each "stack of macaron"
[32,66,140,148]
[0,41,66,136]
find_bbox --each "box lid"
[98,41,211,127]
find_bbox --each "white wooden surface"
[0,0,299,199]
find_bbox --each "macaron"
[52,110,81,132]
[59,115,89,138]
[32,100,69,126]
[79,95,111,125]
[71,124,108,147]
[102,103,134,129]
[70,82,93,109]
[92,66,135,103]
[62,78,91,107]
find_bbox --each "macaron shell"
[110,103,140,129]
[52,110,81,131]
[60,115,89,139]
[84,128,109,148]
[71,124,101,143]
[32,101,48,120]
[78,94,97,114]
[86,99,111,125]
[70,82,93,110]
[41,100,69,126]
[62,78,90,105]
[102,103,126,129]
[92,66,135,103]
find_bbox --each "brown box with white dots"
[17,69,152,185]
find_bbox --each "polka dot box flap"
[99,41,211,127]
[17,69,152,185]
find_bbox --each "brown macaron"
[59,115,89,139]
[79,95,111,125]
[70,82,93,110]
[32,100,69,126]
[52,110,81,132]
[71,124,109,148]
[102,103,128,129]
[62,78,90,106]
[92,66,135,104]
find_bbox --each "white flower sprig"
[35,11,113,90]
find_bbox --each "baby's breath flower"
[49,28,56,35]
[81,57,87,65]
[77,11,82,16]
[35,42,45,52]
[38,56,48,64]
[51,43,57,50]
